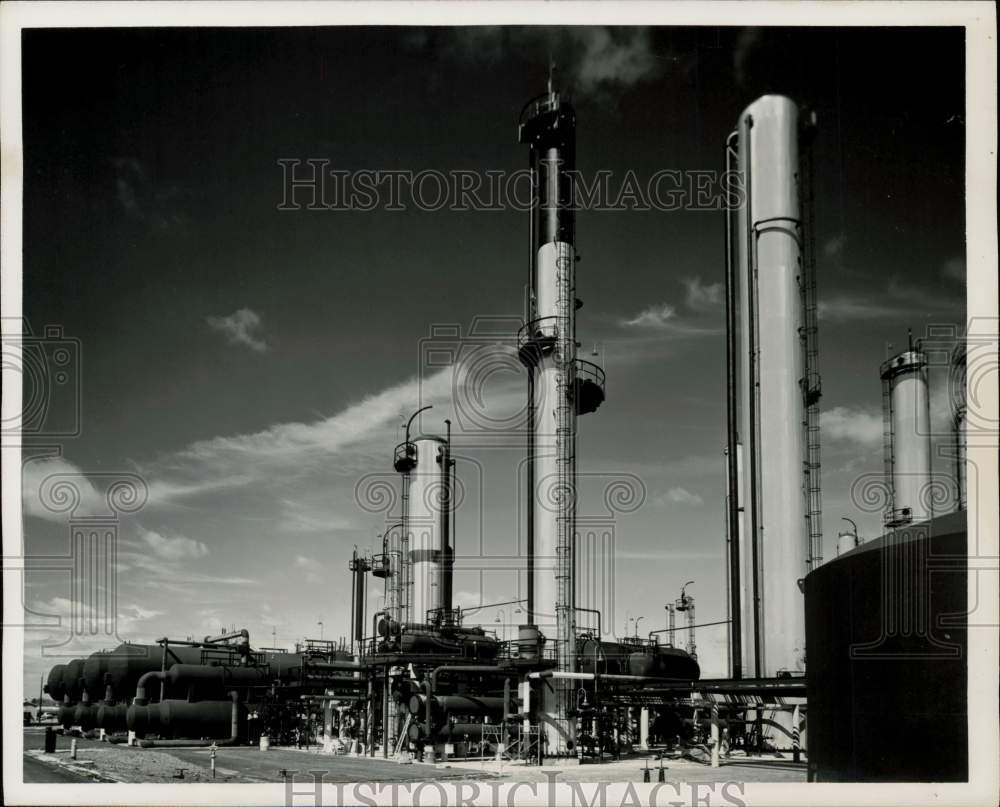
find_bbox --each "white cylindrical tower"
[837,531,859,556]
[731,95,813,678]
[881,348,933,527]
[518,80,604,757]
[394,433,452,625]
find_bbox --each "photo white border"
[2,2,996,805]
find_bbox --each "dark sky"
[21,26,966,678]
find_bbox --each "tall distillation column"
[394,431,453,625]
[881,341,933,527]
[517,79,604,756]
[727,95,819,679]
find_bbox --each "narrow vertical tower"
[727,95,817,678]
[881,341,933,527]
[951,340,967,511]
[394,433,453,625]
[517,78,604,756]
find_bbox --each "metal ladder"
[393,713,412,757]
[553,242,576,737]
[799,141,824,569]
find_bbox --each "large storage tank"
[804,511,966,781]
[729,94,816,678]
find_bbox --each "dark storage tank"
[804,511,967,782]
[105,643,203,699]
[61,658,86,702]
[578,640,700,680]
[82,652,112,697]
[45,664,67,702]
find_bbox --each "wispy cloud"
[823,234,847,258]
[820,405,882,448]
[22,457,103,522]
[622,302,677,329]
[683,277,723,312]
[941,256,965,282]
[818,296,903,323]
[568,28,659,95]
[137,525,209,561]
[654,487,705,508]
[422,28,664,99]
[207,307,269,352]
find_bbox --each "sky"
[18,25,966,685]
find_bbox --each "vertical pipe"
[723,130,743,679]
[742,114,764,676]
[383,668,390,758]
[710,701,720,768]
[792,703,801,763]
[350,550,357,651]
[526,369,535,624]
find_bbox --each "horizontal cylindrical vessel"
[577,640,701,680]
[61,658,86,702]
[45,664,67,702]
[128,699,241,739]
[82,652,112,696]
[95,703,129,732]
[408,694,511,721]
[409,721,499,743]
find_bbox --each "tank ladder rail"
[881,368,896,526]
[554,241,577,741]
[799,138,824,569]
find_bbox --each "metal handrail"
[516,316,562,349]
[574,358,606,390]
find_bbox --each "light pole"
[495,609,507,643]
[271,626,277,648]
[318,619,324,640]
[634,616,645,639]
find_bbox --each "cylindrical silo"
[404,435,452,626]
[730,95,812,678]
[880,348,933,526]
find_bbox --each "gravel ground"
[70,747,229,783]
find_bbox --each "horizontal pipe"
[133,670,166,704]
[429,665,507,693]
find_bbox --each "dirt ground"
[23,728,806,785]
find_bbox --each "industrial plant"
[38,77,970,785]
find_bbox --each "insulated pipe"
[723,128,743,680]
[133,670,166,705]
